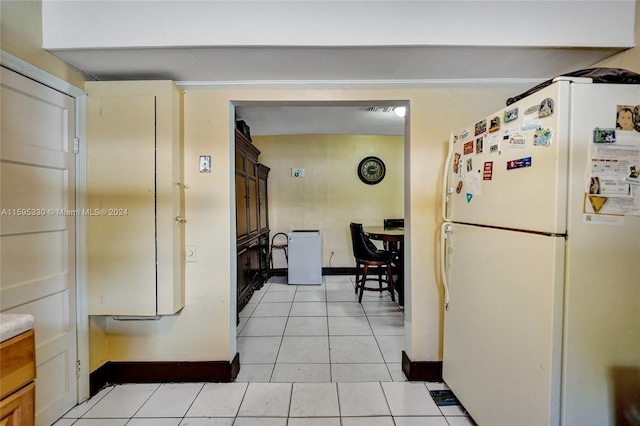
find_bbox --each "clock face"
[358,156,386,185]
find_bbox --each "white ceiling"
[235,105,407,137]
[43,1,636,136]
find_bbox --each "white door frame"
[1,51,90,402]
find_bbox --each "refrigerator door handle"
[440,222,452,309]
[442,132,456,222]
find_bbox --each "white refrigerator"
[288,230,322,285]
[441,78,640,426]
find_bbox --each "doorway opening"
[231,100,409,382]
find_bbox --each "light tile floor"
[53,276,476,425]
[236,275,404,383]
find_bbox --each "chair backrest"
[383,218,404,229]
[349,222,380,261]
[271,232,288,246]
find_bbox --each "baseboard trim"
[270,267,356,277]
[402,351,443,382]
[89,353,241,397]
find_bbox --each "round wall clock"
[357,156,386,185]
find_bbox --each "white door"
[442,223,565,426]
[0,67,78,425]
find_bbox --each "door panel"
[248,178,258,233]
[236,174,248,237]
[443,223,565,426]
[0,67,77,426]
[87,95,156,315]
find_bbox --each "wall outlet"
[199,156,211,173]
[291,168,305,178]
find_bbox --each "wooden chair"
[349,222,395,303]
[383,218,404,252]
[269,232,288,269]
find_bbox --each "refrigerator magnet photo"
[505,107,519,123]
[489,116,501,133]
[475,119,487,136]
[459,129,470,140]
[593,128,616,143]
[466,158,473,172]
[507,156,532,170]
[616,105,635,131]
[625,166,640,185]
[539,98,554,118]
[476,136,484,154]
[524,104,538,115]
[533,128,553,147]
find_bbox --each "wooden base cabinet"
[0,382,35,426]
[235,130,270,313]
[0,330,36,426]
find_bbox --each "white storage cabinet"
[86,81,185,315]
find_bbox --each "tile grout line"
[324,275,333,384]
[179,382,206,421]
[232,381,251,419]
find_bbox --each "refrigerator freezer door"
[445,81,570,234]
[442,223,565,426]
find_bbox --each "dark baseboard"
[89,361,110,397]
[89,353,240,397]
[270,267,356,277]
[402,351,443,382]
[323,267,357,275]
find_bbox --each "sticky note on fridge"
[465,169,482,195]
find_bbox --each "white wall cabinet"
[86,81,185,316]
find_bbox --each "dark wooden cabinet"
[235,130,270,312]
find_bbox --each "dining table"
[363,226,404,306]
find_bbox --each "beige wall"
[97,83,535,368]
[0,0,86,88]
[252,134,404,268]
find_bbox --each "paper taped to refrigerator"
[585,130,640,216]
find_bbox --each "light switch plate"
[199,156,211,173]
[292,168,305,178]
